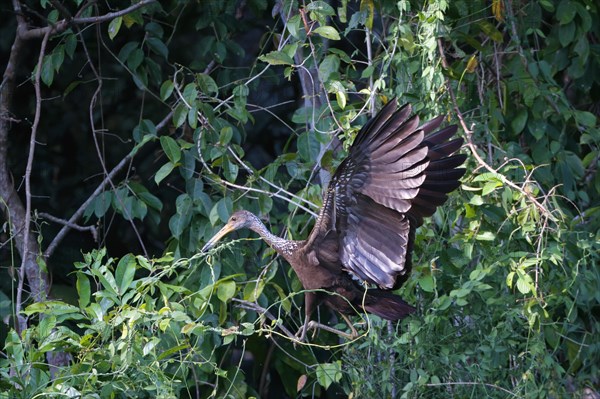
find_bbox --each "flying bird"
[202,98,466,339]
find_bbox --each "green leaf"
[127,48,144,70]
[360,0,374,29]
[168,214,184,237]
[319,54,340,82]
[137,191,162,212]
[41,55,54,87]
[216,198,232,223]
[76,272,91,309]
[181,150,196,179]
[557,0,576,24]
[108,16,122,40]
[418,275,434,293]
[94,191,112,218]
[297,132,320,162]
[559,22,575,47]
[52,46,65,72]
[286,14,303,39]
[160,80,174,100]
[145,22,164,39]
[312,26,341,40]
[182,83,198,106]
[306,1,336,15]
[482,181,502,196]
[118,41,138,63]
[176,193,193,215]
[65,34,77,58]
[475,231,496,241]
[23,301,80,316]
[259,51,294,65]
[173,103,188,128]
[217,281,236,303]
[155,162,175,185]
[219,126,233,145]
[511,109,528,134]
[121,196,136,221]
[316,361,342,389]
[575,111,596,128]
[160,136,181,163]
[243,280,265,302]
[196,73,218,95]
[169,195,193,237]
[115,254,136,296]
[187,106,198,129]
[516,273,533,294]
[477,21,503,43]
[327,80,346,109]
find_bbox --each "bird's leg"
[305,320,356,340]
[305,313,358,339]
[295,292,316,342]
[340,313,359,338]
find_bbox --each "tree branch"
[43,110,173,260]
[18,0,158,41]
[38,212,98,241]
[436,38,555,221]
[2,0,51,334]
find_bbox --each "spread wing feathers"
[310,98,466,288]
[338,194,411,288]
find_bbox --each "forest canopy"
[0,0,599,398]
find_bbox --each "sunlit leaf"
[115,254,136,296]
[360,0,374,29]
[76,272,91,309]
[465,55,478,73]
[259,50,294,65]
[217,281,236,303]
[492,0,504,22]
[312,26,341,40]
[108,16,122,40]
[316,361,342,389]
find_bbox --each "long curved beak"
[201,223,236,252]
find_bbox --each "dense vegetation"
[1,0,598,397]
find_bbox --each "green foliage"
[0,249,259,398]
[2,0,600,397]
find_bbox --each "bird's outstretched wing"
[309,99,466,289]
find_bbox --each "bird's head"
[201,210,257,252]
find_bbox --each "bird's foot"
[305,320,357,340]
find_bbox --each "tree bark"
[0,9,50,334]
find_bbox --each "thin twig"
[18,0,157,40]
[436,38,554,221]
[231,298,296,340]
[426,381,518,397]
[170,68,319,217]
[43,110,173,259]
[38,212,98,241]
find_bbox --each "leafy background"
[0,0,598,398]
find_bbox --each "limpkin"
[202,98,466,339]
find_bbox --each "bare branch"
[43,110,173,259]
[14,29,52,334]
[38,212,98,241]
[436,39,555,221]
[231,298,297,340]
[17,0,157,40]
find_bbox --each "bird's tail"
[363,289,415,321]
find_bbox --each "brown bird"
[202,99,466,339]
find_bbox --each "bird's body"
[202,99,466,334]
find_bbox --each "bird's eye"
[231,216,237,222]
